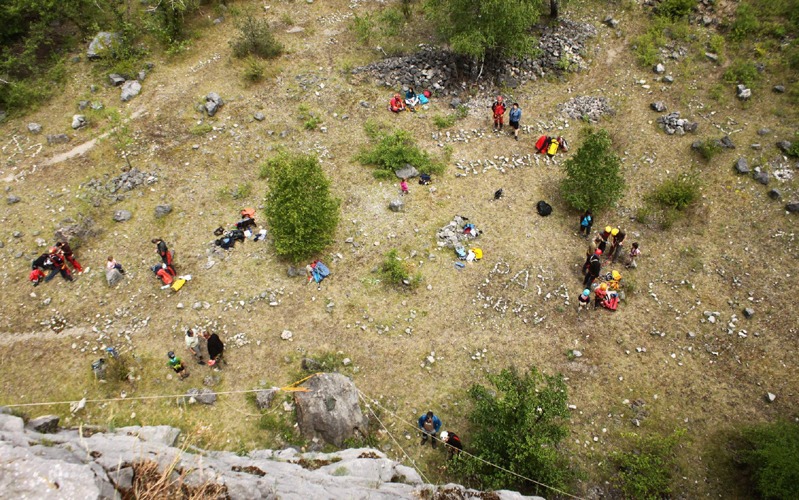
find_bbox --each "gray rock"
[112,210,132,222]
[0,414,24,433]
[154,204,172,218]
[773,85,785,93]
[294,373,368,446]
[78,100,90,111]
[106,268,124,286]
[603,16,619,28]
[120,425,181,446]
[7,195,20,204]
[785,202,799,213]
[743,308,755,319]
[768,189,781,200]
[254,112,265,121]
[71,115,87,129]
[389,199,404,212]
[90,101,103,110]
[47,134,70,145]
[120,80,141,102]
[663,75,674,84]
[736,84,751,100]
[109,73,126,86]
[12,231,23,238]
[653,63,665,74]
[54,217,98,245]
[650,101,667,112]
[705,52,719,62]
[87,31,120,59]
[255,388,278,410]
[449,98,461,109]
[394,164,419,179]
[138,70,147,81]
[203,376,220,387]
[359,101,371,108]
[205,92,224,117]
[753,171,769,185]
[187,388,217,405]
[107,466,134,491]
[27,123,42,134]
[751,143,761,150]
[287,265,306,278]
[776,140,792,153]
[26,415,59,434]
[757,128,771,136]
[720,136,735,149]
[734,157,749,174]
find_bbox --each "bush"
[379,249,421,288]
[732,421,799,500]
[611,430,685,500]
[356,130,446,179]
[694,139,722,162]
[450,366,571,495]
[723,60,762,87]
[230,16,283,59]
[560,128,625,212]
[647,173,700,211]
[263,153,340,262]
[730,3,761,41]
[242,57,265,83]
[655,0,697,20]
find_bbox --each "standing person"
[610,228,626,264]
[400,178,409,196]
[203,331,225,369]
[185,329,203,364]
[439,431,463,458]
[44,251,73,282]
[579,210,593,238]
[491,96,507,132]
[418,411,442,448]
[167,351,189,380]
[151,238,174,272]
[583,249,602,289]
[508,102,521,140]
[598,226,612,254]
[106,256,125,274]
[583,236,601,274]
[626,242,641,269]
[56,241,83,273]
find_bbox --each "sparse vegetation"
[560,128,625,212]
[190,123,213,135]
[693,139,722,162]
[379,249,421,288]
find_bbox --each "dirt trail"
[0,326,90,346]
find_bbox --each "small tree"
[451,366,570,495]
[560,128,625,212]
[733,421,799,500]
[263,153,340,262]
[610,430,684,500]
[424,0,543,64]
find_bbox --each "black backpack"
[536,200,552,216]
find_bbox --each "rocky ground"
[0,0,798,497]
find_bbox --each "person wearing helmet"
[598,226,612,253]
[418,411,442,448]
[578,288,591,313]
[610,228,626,263]
[583,249,602,288]
[389,93,406,113]
[594,282,609,309]
[440,431,463,458]
[167,351,189,379]
[491,96,507,131]
[56,241,83,273]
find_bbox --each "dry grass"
[0,0,798,497]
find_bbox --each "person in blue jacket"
[418,411,442,448]
[509,102,522,140]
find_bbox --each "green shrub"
[190,123,213,135]
[356,129,446,179]
[433,114,457,129]
[731,3,761,41]
[655,0,697,20]
[230,16,283,59]
[611,430,685,500]
[732,421,799,500]
[708,34,725,61]
[379,249,421,288]
[263,153,340,262]
[242,57,265,83]
[723,60,762,87]
[647,173,700,211]
[694,139,722,162]
[450,366,570,495]
[560,128,625,212]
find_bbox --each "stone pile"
[656,112,698,135]
[557,96,614,122]
[106,168,159,193]
[436,215,477,248]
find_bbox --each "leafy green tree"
[560,128,625,212]
[451,366,571,495]
[610,430,684,500]
[263,153,340,262]
[424,0,544,62]
[733,421,799,500]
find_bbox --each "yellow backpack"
[471,248,483,260]
[171,278,186,292]
[547,140,560,156]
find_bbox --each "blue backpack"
[311,261,330,283]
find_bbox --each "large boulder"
[54,217,99,247]
[26,415,59,434]
[205,92,224,117]
[87,32,120,59]
[294,373,368,446]
[106,268,124,286]
[120,80,141,102]
[394,164,419,179]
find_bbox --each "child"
[578,289,591,313]
[626,242,641,269]
[400,178,409,195]
[167,351,189,379]
[106,256,125,274]
[580,210,593,238]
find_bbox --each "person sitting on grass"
[389,94,406,113]
[405,87,420,110]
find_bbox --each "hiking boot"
[514,135,519,141]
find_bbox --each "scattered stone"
[449,98,461,109]
[47,134,70,145]
[26,415,59,434]
[786,202,799,213]
[71,115,87,129]
[254,112,265,121]
[557,96,614,123]
[154,204,172,218]
[720,136,735,149]
[653,63,665,74]
[87,32,120,59]
[757,128,771,136]
[203,376,220,387]
[768,189,781,200]
[287,265,306,278]
[109,74,126,86]
[571,350,583,358]
[650,101,667,112]
[120,80,141,102]
[280,330,293,340]
[186,388,217,405]
[27,123,42,134]
[205,92,224,117]
[394,164,419,179]
[734,157,749,174]
[301,358,322,371]
[736,84,751,100]
[705,52,719,62]
[656,111,697,135]
[7,195,20,205]
[776,140,792,153]
[773,85,785,93]
[663,75,674,84]
[389,199,404,212]
[603,15,619,28]
[54,217,98,245]
[294,373,368,446]
[753,171,769,185]
[286,26,305,34]
[743,308,755,319]
[359,101,371,108]
[766,392,776,403]
[255,388,278,410]
[113,210,132,222]
[78,100,90,111]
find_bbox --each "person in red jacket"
[55,241,83,273]
[388,94,406,113]
[44,252,73,282]
[153,263,174,286]
[491,96,507,131]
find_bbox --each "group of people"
[417,411,463,458]
[30,241,83,285]
[167,329,227,379]
[389,87,432,113]
[490,96,523,140]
